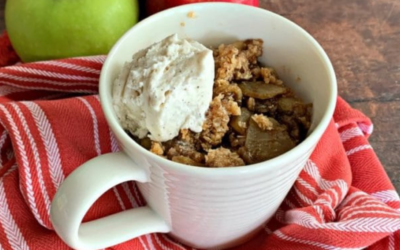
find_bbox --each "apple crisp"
[134,39,312,167]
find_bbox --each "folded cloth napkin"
[0,32,399,250]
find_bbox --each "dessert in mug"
[113,34,312,167]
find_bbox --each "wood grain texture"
[258,0,400,191]
[0,0,399,191]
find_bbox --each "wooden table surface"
[0,0,399,191]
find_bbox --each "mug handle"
[50,152,170,250]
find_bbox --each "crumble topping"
[129,39,312,167]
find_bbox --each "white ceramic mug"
[50,3,337,250]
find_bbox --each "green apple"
[5,0,139,62]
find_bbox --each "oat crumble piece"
[166,147,179,158]
[180,129,191,142]
[260,67,283,85]
[200,94,230,149]
[214,79,230,88]
[214,39,263,81]
[150,142,164,155]
[243,39,263,64]
[251,66,261,79]
[221,96,241,116]
[247,97,256,111]
[251,114,274,131]
[205,147,245,167]
[213,81,243,102]
[177,129,202,152]
[214,44,239,81]
[233,51,253,80]
[166,140,204,163]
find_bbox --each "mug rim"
[99,2,337,176]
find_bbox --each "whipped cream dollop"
[113,34,215,142]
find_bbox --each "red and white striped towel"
[0,32,399,250]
